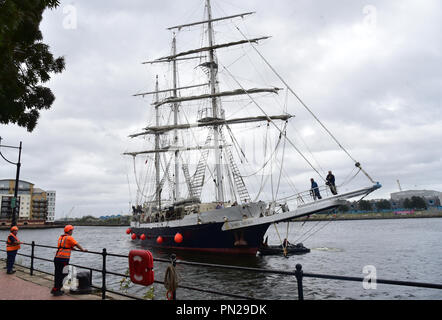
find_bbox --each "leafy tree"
[0,0,65,132]
[410,196,427,210]
[403,198,412,209]
[358,200,372,211]
[376,199,391,210]
[79,215,98,222]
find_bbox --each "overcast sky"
[1,0,441,219]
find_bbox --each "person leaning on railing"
[310,178,322,200]
[51,225,87,296]
[6,226,21,274]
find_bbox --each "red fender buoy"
[140,234,146,240]
[131,233,137,240]
[126,228,131,234]
[174,233,183,243]
[156,236,163,244]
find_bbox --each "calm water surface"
[1,218,441,300]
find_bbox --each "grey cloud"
[1,0,440,218]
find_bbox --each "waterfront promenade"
[0,260,101,300]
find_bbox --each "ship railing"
[1,239,442,300]
[278,185,336,208]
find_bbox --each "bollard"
[30,241,35,276]
[102,248,107,300]
[295,263,304,300]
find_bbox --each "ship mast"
[172,34,180,201]
[154,75,161,209]
[127,1,289,204]
[206,0,224,203]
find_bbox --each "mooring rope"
[164,263,179,300]
[273,223,288,257]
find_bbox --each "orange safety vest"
[55,234,75,259]
[6,233,20,251]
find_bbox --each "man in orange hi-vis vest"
[6,226,21,274]
[51,225,87,296]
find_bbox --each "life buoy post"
[128,250,154,286]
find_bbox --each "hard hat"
[11,226,19,232]
[64,225,74,233]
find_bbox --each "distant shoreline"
[0,222,129,230]
[296,209,442,222]
[1,210,440,230]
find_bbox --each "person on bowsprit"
[326,171,338,195]
[310,178,322,200]
[51,225,87,296]
[6,226,21,274]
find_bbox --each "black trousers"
[53,257,69,291]
[6,250,17,272]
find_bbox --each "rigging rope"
[181,104,216,182]
[274,91,289,199]
[272,222,288,257]
[226,124,247,163]
[240,124,284,178]
[124,158,133,209]
[295,214,337,244]
[220,62,327,182]
[286,221,290,242]
[275,123,287,198]
[253,123,269,201]
[235,26,376,184]
[132,155,146,204]
[287,120,327,177]
[339,167,362,188]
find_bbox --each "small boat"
[258,243,310,256]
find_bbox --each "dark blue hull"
[131,222,271,255]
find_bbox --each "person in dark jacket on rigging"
[326,171,338,195]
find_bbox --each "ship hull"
[130,221,270,255]
[128,184,381,255]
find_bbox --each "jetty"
[2,239,442,301]
[300,208,442,222]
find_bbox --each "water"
[1,218,441,300]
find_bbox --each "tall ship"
[124,0,381,254]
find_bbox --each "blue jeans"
[7,250,18,272]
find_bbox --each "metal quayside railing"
[1,239,442,300]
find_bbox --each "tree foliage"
[0,0,65,132]
[376,199,391,210]
[358,200,372,211]
[403,196,427,210]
